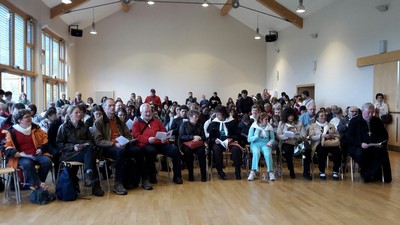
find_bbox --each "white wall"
[75,3,267,104]
[266,0,400,109]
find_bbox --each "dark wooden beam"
[221,0,232,16]
[50,0,88,19]
[257,0,303,29]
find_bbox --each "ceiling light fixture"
[148,1,155,5]
[202,1,209,7]
[254,15,261,40]
[90,8,97,35]
[296,0,305,13]
[61,0,72,4]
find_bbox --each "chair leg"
[350,156,354,182]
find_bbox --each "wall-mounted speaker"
[265,31,278,42]
[70,29,83,37]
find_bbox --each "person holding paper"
[2,109,52,191]
[346,102,391,183]
[277,107,311,180]
[93,98,152,195]
[207,105,242,180]
[132,103,183,185]
[56,105,104,196]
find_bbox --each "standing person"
[162,96,172,110]
[179,110,207,182]
[207,105,242,180]
[93,98,152,195]
[236,90,254,116]
[346,102,391,183]
[132,103,183,184]
[56,92,70,108]
[301,90,315,108]
[277,107,312,180]
[247,112,276,181]
[3,109,52,190]
[374,93,389,118]
[185,92,197,105]
[56,105,104,196]
[208,92,221,109]
[144,89,162,113]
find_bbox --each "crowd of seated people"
[0,87,394,204]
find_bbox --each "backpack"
[56,162,78,201]
[29,188,55,205]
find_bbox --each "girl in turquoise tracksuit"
[247,112,275,181]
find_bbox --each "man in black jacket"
[346,102,391,183]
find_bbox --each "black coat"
[179,121,206,143]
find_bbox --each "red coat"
[132,117,166,147]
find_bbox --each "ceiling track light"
[61,0,72,4]
[254,15,261,40]
[296,0,305,13]
[90,8,97,35]
[202,1,209,7]
[147,1,155,5]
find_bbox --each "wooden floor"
[1,151,399,225]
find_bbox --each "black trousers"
[315,144,341,173]
[212,144,242,174]
[181,145,207,179]
[143,143,182,178]
[282,143,311,174]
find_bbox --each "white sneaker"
[269,172,276,181]
[247,171,256,181]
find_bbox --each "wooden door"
[374,61,400,150]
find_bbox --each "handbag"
[321,137,340,147]
[381,113,392,124]
[294,141,306,157]
[183,140,204,149]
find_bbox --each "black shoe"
[141,179,153,190]
[124,184,137,190]
[201,177,207,182]
[218,172,227,180]
[188,176,195,182]
[84,171,96,187]
[173,176,183,184]
[113,182,128,195]
[319,172,327,180]
[332,172,339,181]
[92,182,105,197]
[289,170,296,179]
[149,176,158,184]
[303,173,312,180]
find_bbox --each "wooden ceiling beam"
[221,0,232,16]
[50,0,88,19]
[256,0,303,29]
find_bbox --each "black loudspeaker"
[265,32,278,42]
[70,29,83,37]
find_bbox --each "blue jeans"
[18,155,52,187]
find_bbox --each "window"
[1,72,33,103]
[0,2,35,104]
[0,3,35,73]
[44,81,62,108]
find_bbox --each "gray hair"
[361,102,374,111]
[13,109,31,124]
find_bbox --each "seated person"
[247,112,275,181]
[56,105,104,196]
[93,98,152,195]
[3,109,52,190]
[170,105,189,138]
[277,107,312,180]
[39,107,57,134]
[132,103,183,184]
[308,111,342,180]
[346,102,391,183]
[179,110,207,182]
[207,105,242,180]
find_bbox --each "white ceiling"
[41,0,335,35]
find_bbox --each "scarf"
[251,121,273,138]
[213,116,234,136]
[13,124,32,135]
[316,121,329,134]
